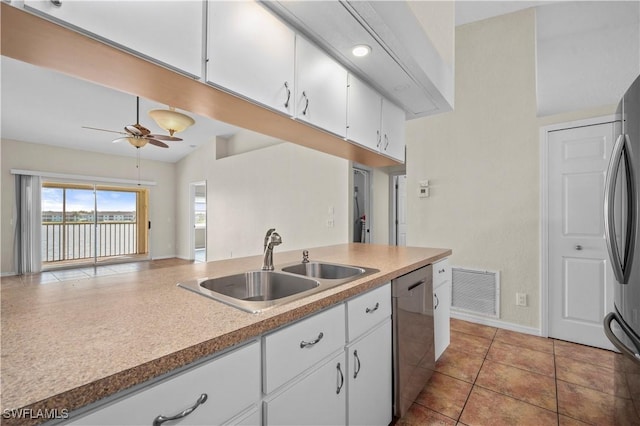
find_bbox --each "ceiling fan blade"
[148,134,182,141]
[147,139,169,148]
[112,137,130,144]
[125,123,151,136]
[82,126,127,135]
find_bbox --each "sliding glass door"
[41,182,148,268]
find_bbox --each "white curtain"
[14,174,42,274]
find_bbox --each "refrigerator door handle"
[604,134,637,283]
[604,311,640,362]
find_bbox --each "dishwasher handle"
[407,279,426,292]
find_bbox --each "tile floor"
[397,318,640,426]
[2,257,194,285]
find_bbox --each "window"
[41,182,148,266]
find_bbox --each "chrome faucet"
[262,228,282,271]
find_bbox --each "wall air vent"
[451,267,500,318]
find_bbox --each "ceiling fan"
[82,96,182,149]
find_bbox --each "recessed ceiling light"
[352,45,371,57]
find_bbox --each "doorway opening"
[352,167,370,243]
[190,182,207,263]
[391,174,408,246]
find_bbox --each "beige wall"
[407,8,620,330]
[1,139,177,274]
[176,139,350,262]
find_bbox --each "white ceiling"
[455,1,556,26]
[1,56,240,163]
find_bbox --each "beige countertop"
[0,243,450,424]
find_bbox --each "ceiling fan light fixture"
[127,137,148,148]
[148,107,195,136]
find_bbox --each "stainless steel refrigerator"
[603,73,640,366]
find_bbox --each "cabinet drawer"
[433,258,450,289]
[263,304,345,394]
[68,341,261,425]
[264,351,347,426]
[346,283,391,342]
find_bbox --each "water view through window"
[42,184,146,265]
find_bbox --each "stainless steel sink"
[281,262,365,279]
[178,271,320,313]
[178,262,379,313]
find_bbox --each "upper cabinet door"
[346,74,382,152]
[295,36,347,137]
[207,0,295,116]
[23,0,203,77]
[381,99,406,162]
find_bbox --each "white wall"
[176,139,350,262]
[0,139,177,274]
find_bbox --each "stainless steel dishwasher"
[392,265,435,419]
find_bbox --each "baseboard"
[1,271,17,277]
[151,255,177,260]
[451,309,541,337]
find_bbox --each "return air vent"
[451,267,500,318]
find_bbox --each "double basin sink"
[178,262,378,313]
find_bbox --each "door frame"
[351,164,373,243]
[389,170,407,245]
[540,114,617,338]
[189,181,207,262]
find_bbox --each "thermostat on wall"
[418,179,430,198]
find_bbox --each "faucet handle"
[302,250,309,263]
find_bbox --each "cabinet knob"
[50,0,62,6]
[434,293,440,309]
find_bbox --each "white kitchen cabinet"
[295,36,348,137]
[347,74,405,162]
[345,283,392,426]
[346,74,382,152]
[433,258,451,360]
[263,304,345,394]
[23,0,203,77]
[264,351,347,426]
[381,99,406,162]
[66,340,261,426]
[346,319,392,426]
[207,0,295,116]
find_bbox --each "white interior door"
[548,122,617,350]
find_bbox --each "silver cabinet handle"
[365,302,379,314]
[336,362,345,394]
[284,81,291,108]
[376,130,381,147]
[438,268,446,274]
[50,0,62,5]
[153,393,207,426]
[302,91,309,115]
[575,245,583,251]
[300,332,324,348]
[353,350,361,379]
[434,293,439,309]
[384,134,389,150]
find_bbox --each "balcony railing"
[42,222,138,263]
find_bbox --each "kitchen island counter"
[1,243,450,424]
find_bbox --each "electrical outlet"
[516,293,527,307]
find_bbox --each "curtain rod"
[10,169,157,186]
